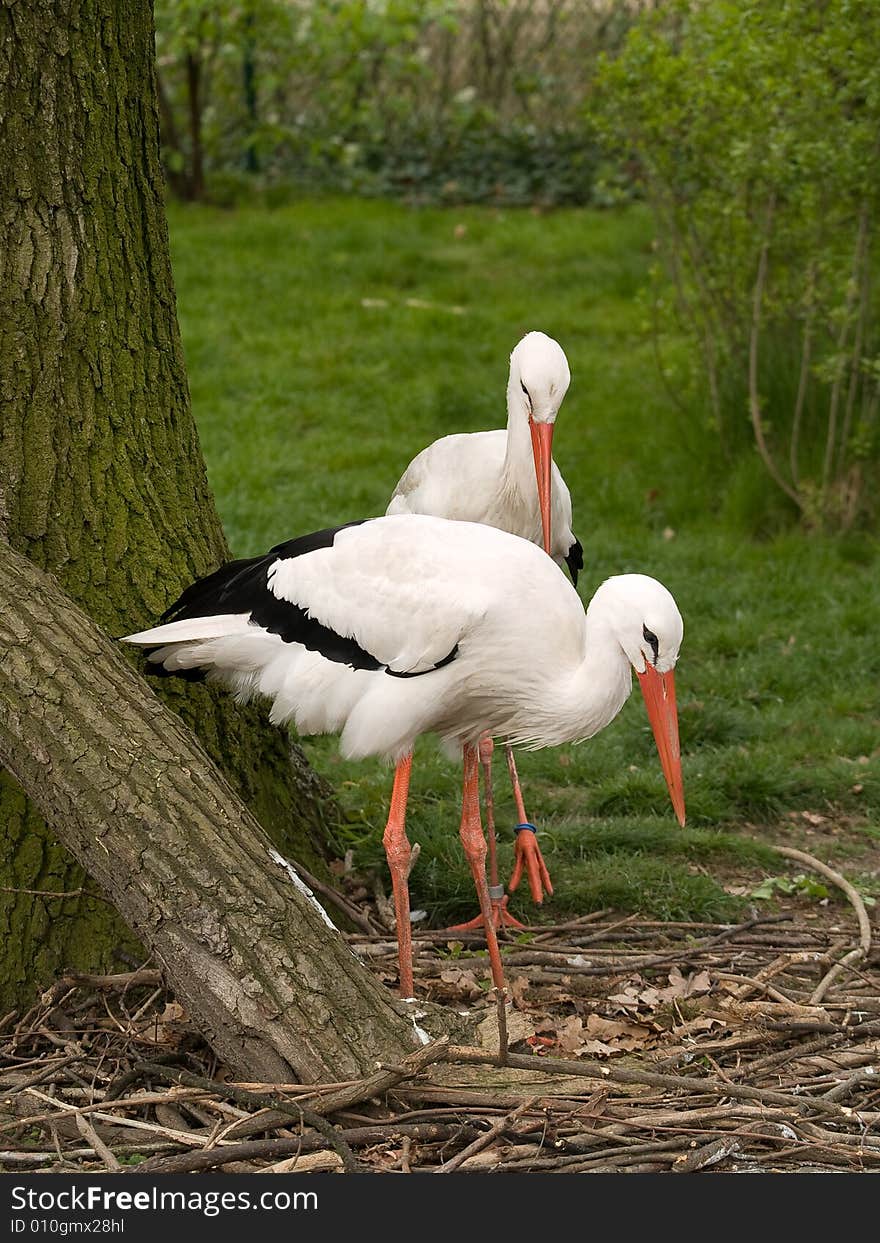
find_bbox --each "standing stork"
[123,515,685,1000]
[387,331,581,925]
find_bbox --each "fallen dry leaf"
[438,966,482,1000]
[610,968,712,1014]
[556,1015,587,1054]
[477,1006,537,1051]
[509,975,532,1008]
[585,1014,653,1049]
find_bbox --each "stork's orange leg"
[457,742,507,993]
[482,735,500,893]
[382,752,415,998]
[449,735,527,931]
[505,744,553,904]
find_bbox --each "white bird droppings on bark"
[268,848,338,931]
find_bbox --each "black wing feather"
[155,519,457,677]
[160,522,367,622]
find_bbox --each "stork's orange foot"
[508,823,553,904]
[448,890,528,933]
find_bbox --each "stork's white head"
[590,573,684,676]
[508,331,571,426]
[588,573,686,826]
[507,331,571,556]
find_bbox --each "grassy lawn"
[167,197,880,924]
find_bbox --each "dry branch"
[774,847,872,954]
[438,1097,537,1173]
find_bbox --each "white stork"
[123,515,686,999]
[386,331,581,923]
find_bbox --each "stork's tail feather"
[122,612,257,684]
[123,614,253,647]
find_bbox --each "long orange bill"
[528,417,554,555]
[636,665,686,827]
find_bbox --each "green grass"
[167,197,880,923]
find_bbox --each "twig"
[822,1069,879,1104]
[17,1091,211,1148]
[438,1096,537,1173]
[127,988,165,1027]
[2,1055,85,1095]
[133,1063,359,1173]
[671,1135,741,1173]
[293,1035,449,1117]
[630,914,795,971]
[0,1089,214,1135]
[530,909,614,940]
[773,847,872,1003]
[0,1151,81,1167]
[74,1112,121,1171]
[712,971,799,1005]
[285,860,377,936]
[132,1122,480,1175]
[259,1150,343,1174]
[811,948,871,1006]
[498,1137,692,1173]
[441,1046,867,1121]
[56,969,164,996]
[790,262,816,486]
[824,204,869,493]
[496,991,509,1066]
[732,1032,848,1080]
[775,847,872,954]
[763,1019,840,1034]
[747,193,802,509]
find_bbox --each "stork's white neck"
[499,376,539,498]
[498,605,634,751]
[558,617,633,745]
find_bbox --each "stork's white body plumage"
[386,428,576,565]
[125,515,679,762]
[124,514,685,999]
[386,332,580,574]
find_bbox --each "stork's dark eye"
[643,625,659,663]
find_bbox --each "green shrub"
[598,0,880,531]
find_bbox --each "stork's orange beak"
[528,417,554,555]
[636,665,686,826]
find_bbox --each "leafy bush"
[598,0,880,531]
[154,0,642,207]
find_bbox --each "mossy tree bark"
[0,0,338,1008]
[0,544,416,1081]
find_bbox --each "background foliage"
[154,0,655,206]
[598,0,880,531]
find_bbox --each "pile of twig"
[1,850,877,1174]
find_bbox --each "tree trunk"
[242,10,259,175]
[185,50,205,201]
[156,68,192,200]
[0,542,417,1081]
[0,0,337,1009]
